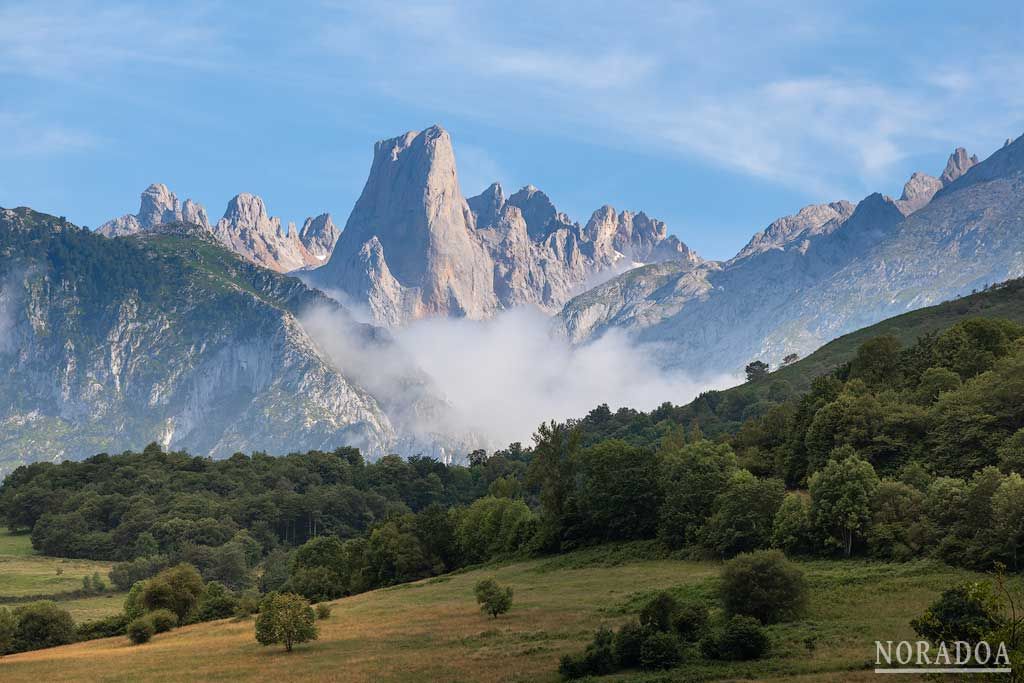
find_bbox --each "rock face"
[559,139,1024,375]
[98,183,211,237]
[0,207,463,473]
[896,172,944,215]
[312,125,700,325]
[213,193,336,273]
[100,186,339,273]
[941,147,980,185]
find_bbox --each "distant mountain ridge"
[98,184,339,273]
[558,136,1024,376]
[310,125,700,325]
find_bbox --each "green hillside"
[0,546,991,682]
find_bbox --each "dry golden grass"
[2,550,984,683]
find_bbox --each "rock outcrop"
[98,183,211,237]
[100,185,339,272]
[312,125,700,325]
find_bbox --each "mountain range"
[2,124,1023,470]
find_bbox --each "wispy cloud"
[0,112,98,157]
[0,1,224,80]
[314,0,1024,198]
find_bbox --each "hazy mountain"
[311,125,699,325]
[558,138,1024,375]
[0,207,461,473]
[99,186,339,273]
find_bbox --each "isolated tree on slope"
[474,579,513,618]
[745,360,770,382]
[255,592,318,652]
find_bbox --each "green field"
[2,544,996,682]
[0,530,125,622]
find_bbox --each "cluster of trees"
[560,550,807,678]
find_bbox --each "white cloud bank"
[302,304,738,451]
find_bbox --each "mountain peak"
[507,185,560,240]
[298,213,340,263]
[941,147,979,185]
[467,182,506,229]
[896,171,942,215]
[98,183,210,237]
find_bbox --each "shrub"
[672,601,710,642]
[474,579,513,618]
[614,619,648,668]
[126,616,155,645]
[559,626,616,679]
[12,601,75,652]
[911,582,1003,645]
[639,630,682,670]
[197,581,237,621]
[0,607,16,654]
[233,592,261,619]
[315,603,332,620]
[148,609,178,633]
[75,613,129,641]
[142,563,204,623]
[639,591,679,632]
[255,592,318,652]
[701,615,769,661]
[124,581,147,620]
[720,550,808,623]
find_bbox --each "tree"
[998,429,1024,474]
[197,581,238,621]
[698,470,785,557]
[657,441,737,549]
[992,473,1024,570]
[781,353,799,367]
[720,550,808,624]
[639,592,679,632]
[12,601,75,652]
[867,480,926,561]
[474,579,513,618]
[745,360,770,382]
[809,453,879,556]
[772,492,813,555]
[639,630,681,670]
[255,592,318,652]
[142,563,204,622]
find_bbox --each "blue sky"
[1,1,1022,261]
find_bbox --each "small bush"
[700,615,769,661]
[76,613,129,641]
[672,601,709,642]
[148,609,178,633]
[720,550,808,624]
[639,591,680,632]
[639,630,682,670]
[233,592,261,619]
[614,619,649,668]
[126,616,155,645]
[315,603,332,620]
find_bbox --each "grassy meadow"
[0,530,125,622]
[1,542,995,682]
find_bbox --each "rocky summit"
[311,125,700,325]
[558,140,1024,376]
[99,186,339,273]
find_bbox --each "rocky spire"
[941,147,979,185]
[214,193,326,273]
[507,185,564,240]
[298,213,340,263]
[316,124,498,321]
[467,182,506,229]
